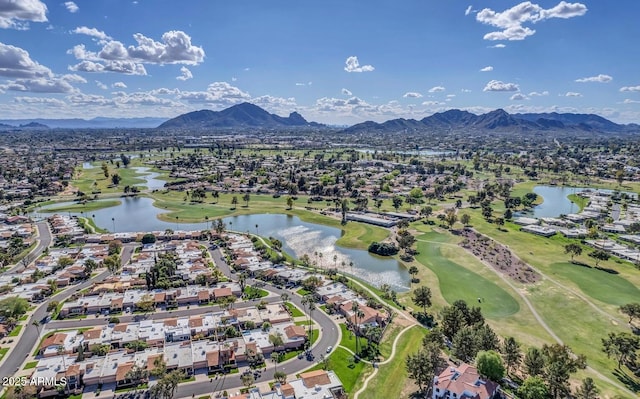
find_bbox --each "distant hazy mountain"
[158,102,322,129]
[0,117,166,129]
[343,109,637,134]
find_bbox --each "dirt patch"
[457,229,541,284]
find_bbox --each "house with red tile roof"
[432,363,500,399]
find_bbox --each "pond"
[130,167,166,190]
[222,214,410,291]
[522,186,585,218]
[40,197,409,291]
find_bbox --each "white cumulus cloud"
[64,2,79,13]
[178,81,251,106]
[68,30,205,75]
[480,66,494,72]
[510,93,528,100]
[0,42,52,78]
[565,91,582,97]
[575,74,612,83]
[0,0,48,29]
[95,80,108,90]
[529,90,549,96]
[623,99,640,104]
[476,1,587,41]
[403,92,423,98]
[344,56,374,73]
[72,26,112,41]
[619,85,640,92]
[428,86,445,93]
[465,5,473,16]
[341,88,352,96]
[112,81,127,88]
[176,66,193,81]
[483,80,519,92]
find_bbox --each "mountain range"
[158,102,322,129]
[0,117,167,129]
[1,103,638,133]
[342,109,639,134]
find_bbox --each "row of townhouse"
[84,229,206,244]
[0,245,107,303]
[59,283,242,317]
[121,239,214,284]
[317,282,390,330]
[48,304,296,356]
[225,234,310,287]
[48,214,85,237]
[32,352,344,399]
[223,233,392,331]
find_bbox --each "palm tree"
[32,320,41,337]
[231,196,238,210]
[351,302,361,355]
[205,215,209,230]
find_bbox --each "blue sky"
[1,0,639,124]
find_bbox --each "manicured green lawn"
[414,231,520,319]
[42,199,121,213]
[549,262,640,306]
[360,326,427,399]
[8,325,22,337]
[284,302,304,317]
[339,323,368,354]
[24,361,39,369]
[0,347,8,361]
[301,347,369,393]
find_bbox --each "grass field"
[0,347,8,361]
[359,326,427,399]
[284,302,304,317]
[24,361,38,369]
[302,347,369,393]
[549,262,640,306]
[43,199,121,213]
[8,325,22,337]
[414,231,520,319]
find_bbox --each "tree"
[564,243,583,262]
[589,249,610,266]
[4,385,37,399]
[241,372,255,390]
[518,376,549,399]
[502,336,522,376]
[542,343,586,399]
[141,233,156,244]
[602,331,640,368]
[286,196,294,210]
[0,297,29,318]
[412,286,432,314]
[420,206,433,220]
[269,332,285,351]
[476,350,505,381]
[440,305,465,340]
[524,347,545,377]
[444,208,457,228]
[111,173,121,185]
[135,294,155,313]
[273,370,287,384]
[32,320,41,337]
[460,213,471,226]
[475,324,499,351]
[350,301,362,355]
[405,343,445,395]
[452,326,478,362]
[392,196,403,212]
[575,377,600,399]
[242,193,251,207]
[408,265,419,283]
[231,196,238,209]
[619,302,640,324]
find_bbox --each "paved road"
[175,281,339,398]
[3,240,340,398]
[7,221,52,274]
[0,243,137,378]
